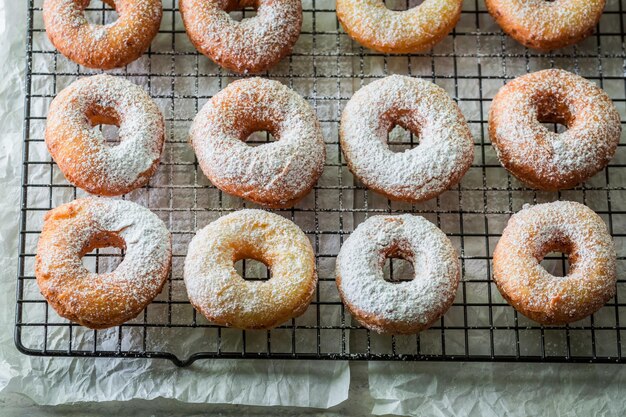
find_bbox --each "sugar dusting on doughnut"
[340,74,474,203]
[46,74,165,196]
[190,77,325,208]
[43,0,163,69]
[36,198,172,329]
[493,201,616,324]
[336,214,460,334]
[179,0,302,73]
[336,0,462,53]
[489,69,621,190]
[485,0,605,50]
[184,209,317,329]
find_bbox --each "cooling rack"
[16,0,626,366]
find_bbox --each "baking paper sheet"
[0,0,349,408]
[369,362,626,416]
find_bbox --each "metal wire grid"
[15,0,626,366]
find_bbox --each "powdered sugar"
[183,209,317,329]
[179,0,302,73]
[493,200,617,324]
[43,0,162,69]
[35,197,172,328]
[336,0,462,53]
[489,69,621,190]
[485,0,605,50]
[45,74,165,196]
[190,77,326,208]
[340,74,474,203]
[336,214,460,334]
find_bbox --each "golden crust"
[492,201,616,325]
[45,75,165,196]
[336,0,462,54]
[190,78,325,208]
[179,0,302,74]
[335,215,460,335]
[35,198,172,329]
[184,209,317,330]
[485,0,605,51]
[488,69,621,191]
[43,0,162,69]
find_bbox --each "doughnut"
[340,75,474,203]
[189,77,326,208]
[43,0,162,69]
[184,209,317,330]
[489,69,621,190]
[485,0,605,51]
[179,0,302,74]
[336,0,462,53]
[336,214,460,334]
[45,74,165,196]
[35,198,172,329]
[493,201,616,325]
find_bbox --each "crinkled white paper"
[369,362,626,416]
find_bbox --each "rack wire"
[16,0,626,366]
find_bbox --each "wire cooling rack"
[16,0,626,366]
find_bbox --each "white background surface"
[1,1,626,416]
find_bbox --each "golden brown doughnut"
[336,214,460,335]
[184,209,317,330]
[43,0,162,69]
[336,0,462,53]
[485,0,605,51]
[35,198,172,329]
[340,75,474,203]
[489,69,621,190]
[493,201,616,325]
[45,74,165,196]
[189,77,326,208]
[179,0,302,74]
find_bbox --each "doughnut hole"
[86,105,122,147]
[240,115,280,147]
[384,108,422,153]
[387,123,419,153]
[381,241,418,283]
[245,130,277,147]
[540,252,570,277]
[226,0,259,21]
[383,0,425,12]
[533,89,573,134]
[80,231,126,274]
[235,258,271,281]
[83,0,119,26]
[535,235,576,278]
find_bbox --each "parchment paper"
[369,362,626,416]
[0,0,349,408]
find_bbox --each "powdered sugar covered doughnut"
[190,77,326,208]
[336,0,462,53]
[43,0,162,69]
[179,0,302,74]
[340,75,474,203]
[184,209,317,330]
[336,215,460,334]
[46,74,165,196]
[493,201,616,325]
[486,0,605,51]
[489,69,621,190]
[36,198,172,329]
